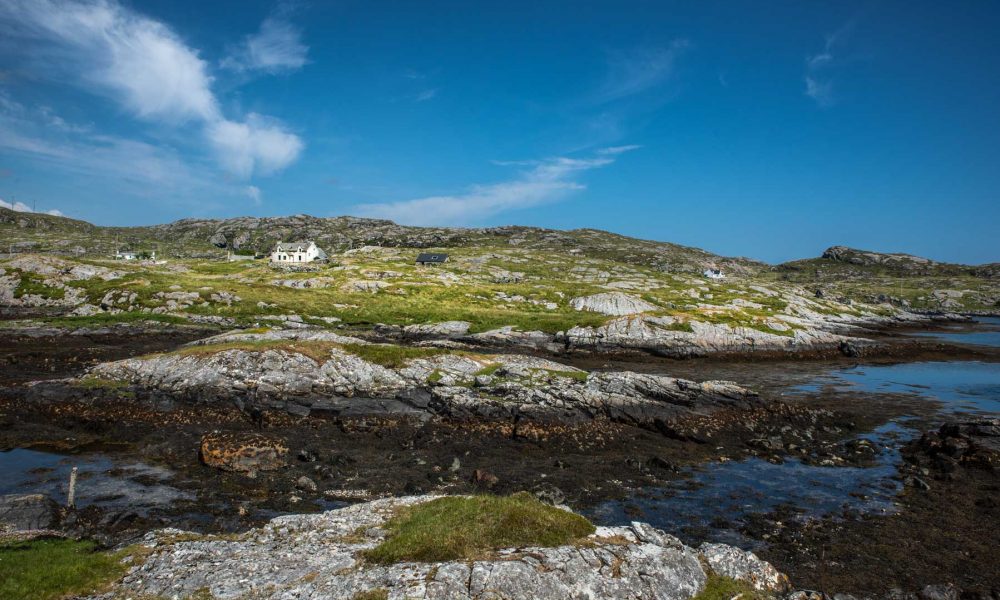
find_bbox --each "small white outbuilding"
[703,268,725,280]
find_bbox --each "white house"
[703,268,725,280]
[271,241,327,264]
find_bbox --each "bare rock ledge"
[95,495,789,600]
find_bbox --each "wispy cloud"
[0,197,63,216]
[593,40,689,105]
[805,24,852,107]
[355,146,638,226]
[414,88,438,102]
[245,185,262,206]
[0,93,243,208]
[0,0,303,179]
[222,16,308,74]
[597,144,642,155]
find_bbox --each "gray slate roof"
[416,253,449,263]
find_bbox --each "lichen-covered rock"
[699,542,790,591]
[199,432,289,474]
[570,291,659,316]
[99,495,789,600]
[403,321,471,337]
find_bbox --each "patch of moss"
[0,538,131,600]
[364,493,595,564]
[691,573,775,600]
[352,590,389,600]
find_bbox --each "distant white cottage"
[703,268,725,280]
[271,241,327,264]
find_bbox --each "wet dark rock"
[531,483,566,506]
[839,340,862,357]
[297,449,319,462]
[295,476,317,493]
[920,584,960,600]
[0,493,60,531]
[471,469,499,488]
[904,476,932,491]
[904,419,1000,473]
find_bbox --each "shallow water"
[907,316,1000,348]
[0,448,192,513]
[588,318,1000,547]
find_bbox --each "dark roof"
[416,253,449,263]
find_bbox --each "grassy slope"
[4,209,997,327]
[3,244,863,335]
[0,539,129,600]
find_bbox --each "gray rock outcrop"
[85,331,761,428]
[99,495,789,600]
[570,292,659,316]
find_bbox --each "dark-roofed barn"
[415,253,449,265]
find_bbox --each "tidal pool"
[588,318,1000,547]
[0,448,192,513]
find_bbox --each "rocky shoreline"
[90,494,789,600]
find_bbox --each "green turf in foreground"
[364,493,596,564]
[692,573,775,600]
[0,538,129,600]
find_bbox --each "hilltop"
[1,207,760,276]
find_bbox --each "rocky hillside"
[1,208,760,275]
[778,245,994,278]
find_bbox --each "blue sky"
[1,1,998,264]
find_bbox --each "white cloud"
[222,17,308,73]
[1,197,63,216]
[355,150,634,226]
[207,114,303,178]
[0,0,304,178]
[805,24,852,107]
[593,40,689,104]
[245,185,262,206]
[597,144,642,155]
[415,88,438,102]
[0,0,218,122]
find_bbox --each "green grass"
[364,493,595,564]
[13,272,66,300]
[692,573,775,600]
[0,538,130,600]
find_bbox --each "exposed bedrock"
[76,330,762,431]
[97,495,790,600]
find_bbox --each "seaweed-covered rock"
[199,432,289,475]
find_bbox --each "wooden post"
[67,466,78,508]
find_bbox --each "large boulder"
[200,432,289,475]
[0,493,60,532]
